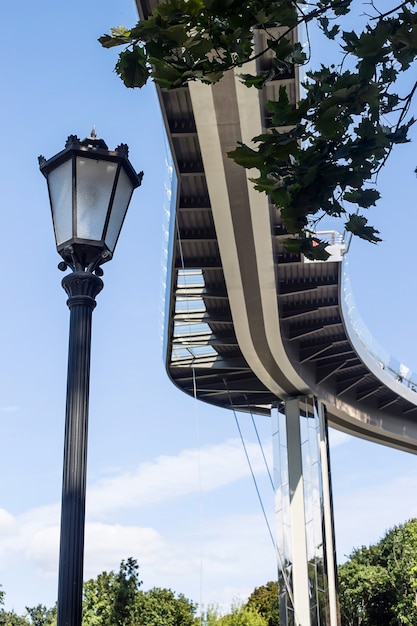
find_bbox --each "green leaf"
[389,118,416,144]
[342,30,359,53]
[270,186,290,208]
[186,37,214,58]
[319,16,339,40]
[355,25,390,58]
[201,70,224,84]
[332,0,351,16]
[327,24,340,39]
[238,73,268,89]
[345,214,381,243]
[103,0,417,253]
[115,45,150,88]
[150,59,184,87]
[283,237,331,260]
[315,105,346,137]
[266,85,293,126]
[249,175,278,193]
[228,144,263,169]
[111,25,131,37]
[343,188,380,208]
[99,34,127,49]
[266,36,293,60]
[164,24,189,45]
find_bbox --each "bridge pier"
[272,398,340,626]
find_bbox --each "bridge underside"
[137,1,417,455]
[134,4,417,625]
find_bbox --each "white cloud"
[87,439,270,517]
[5,508,277,615]
[26,525,59,576]
[0,438,273,597]
[84,523,167,578]
[2,433,416,618]
[0,503,60,568]
[0,508,16,534]
[24,522,169,580]
[166,512,277,610]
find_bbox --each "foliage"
[113,558,142,626]
[100,0,417,259]
[246,582,279,626]
[0,614,29,626]
[197,605,222,626]
[82,558,142,626]
[82,558,196,626]
[338,519,417,625]
[216,603,267,626]
[338,555,393,625]
[5,533,417,626]
[135,588,197,626]
[25,605,56,626]
[1,559,197,626]
[0,589,29,626]
[83,569,117,626]
[197,601,269,626]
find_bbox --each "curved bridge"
[155,78,417,454]
[135,3,417,623]
[137,4,417,455]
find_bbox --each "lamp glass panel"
[105,167,134,252]
[75,157,117,242]
[48,159,73,246]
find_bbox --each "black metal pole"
[57,271,103,626]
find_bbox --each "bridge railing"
[336,234,417,391]
[342,261,417,390]
[308,230,417,390]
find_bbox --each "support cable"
[246,397,275,492]
[224,383,296,613]
[174,202,296,619]
[224,381,276,550]
[192,368,205,615]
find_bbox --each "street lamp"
[39,131,143,626]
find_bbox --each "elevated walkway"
[156,72,417,453]
[135,3,417,624]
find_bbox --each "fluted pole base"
[57,272,103,626]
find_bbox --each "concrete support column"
[285,398,311,626]
[316,400,341,626]
[272,398,340,626]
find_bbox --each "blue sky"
[1,0,417,616]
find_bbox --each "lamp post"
[39,131,143,626]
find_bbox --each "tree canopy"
[82,559,197,626]
[246,582,279,626]
[100,0,417,259]
[0,586,31,626]
[338,519,417,625]
[3,525,417,626]
[24,606,56,626]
